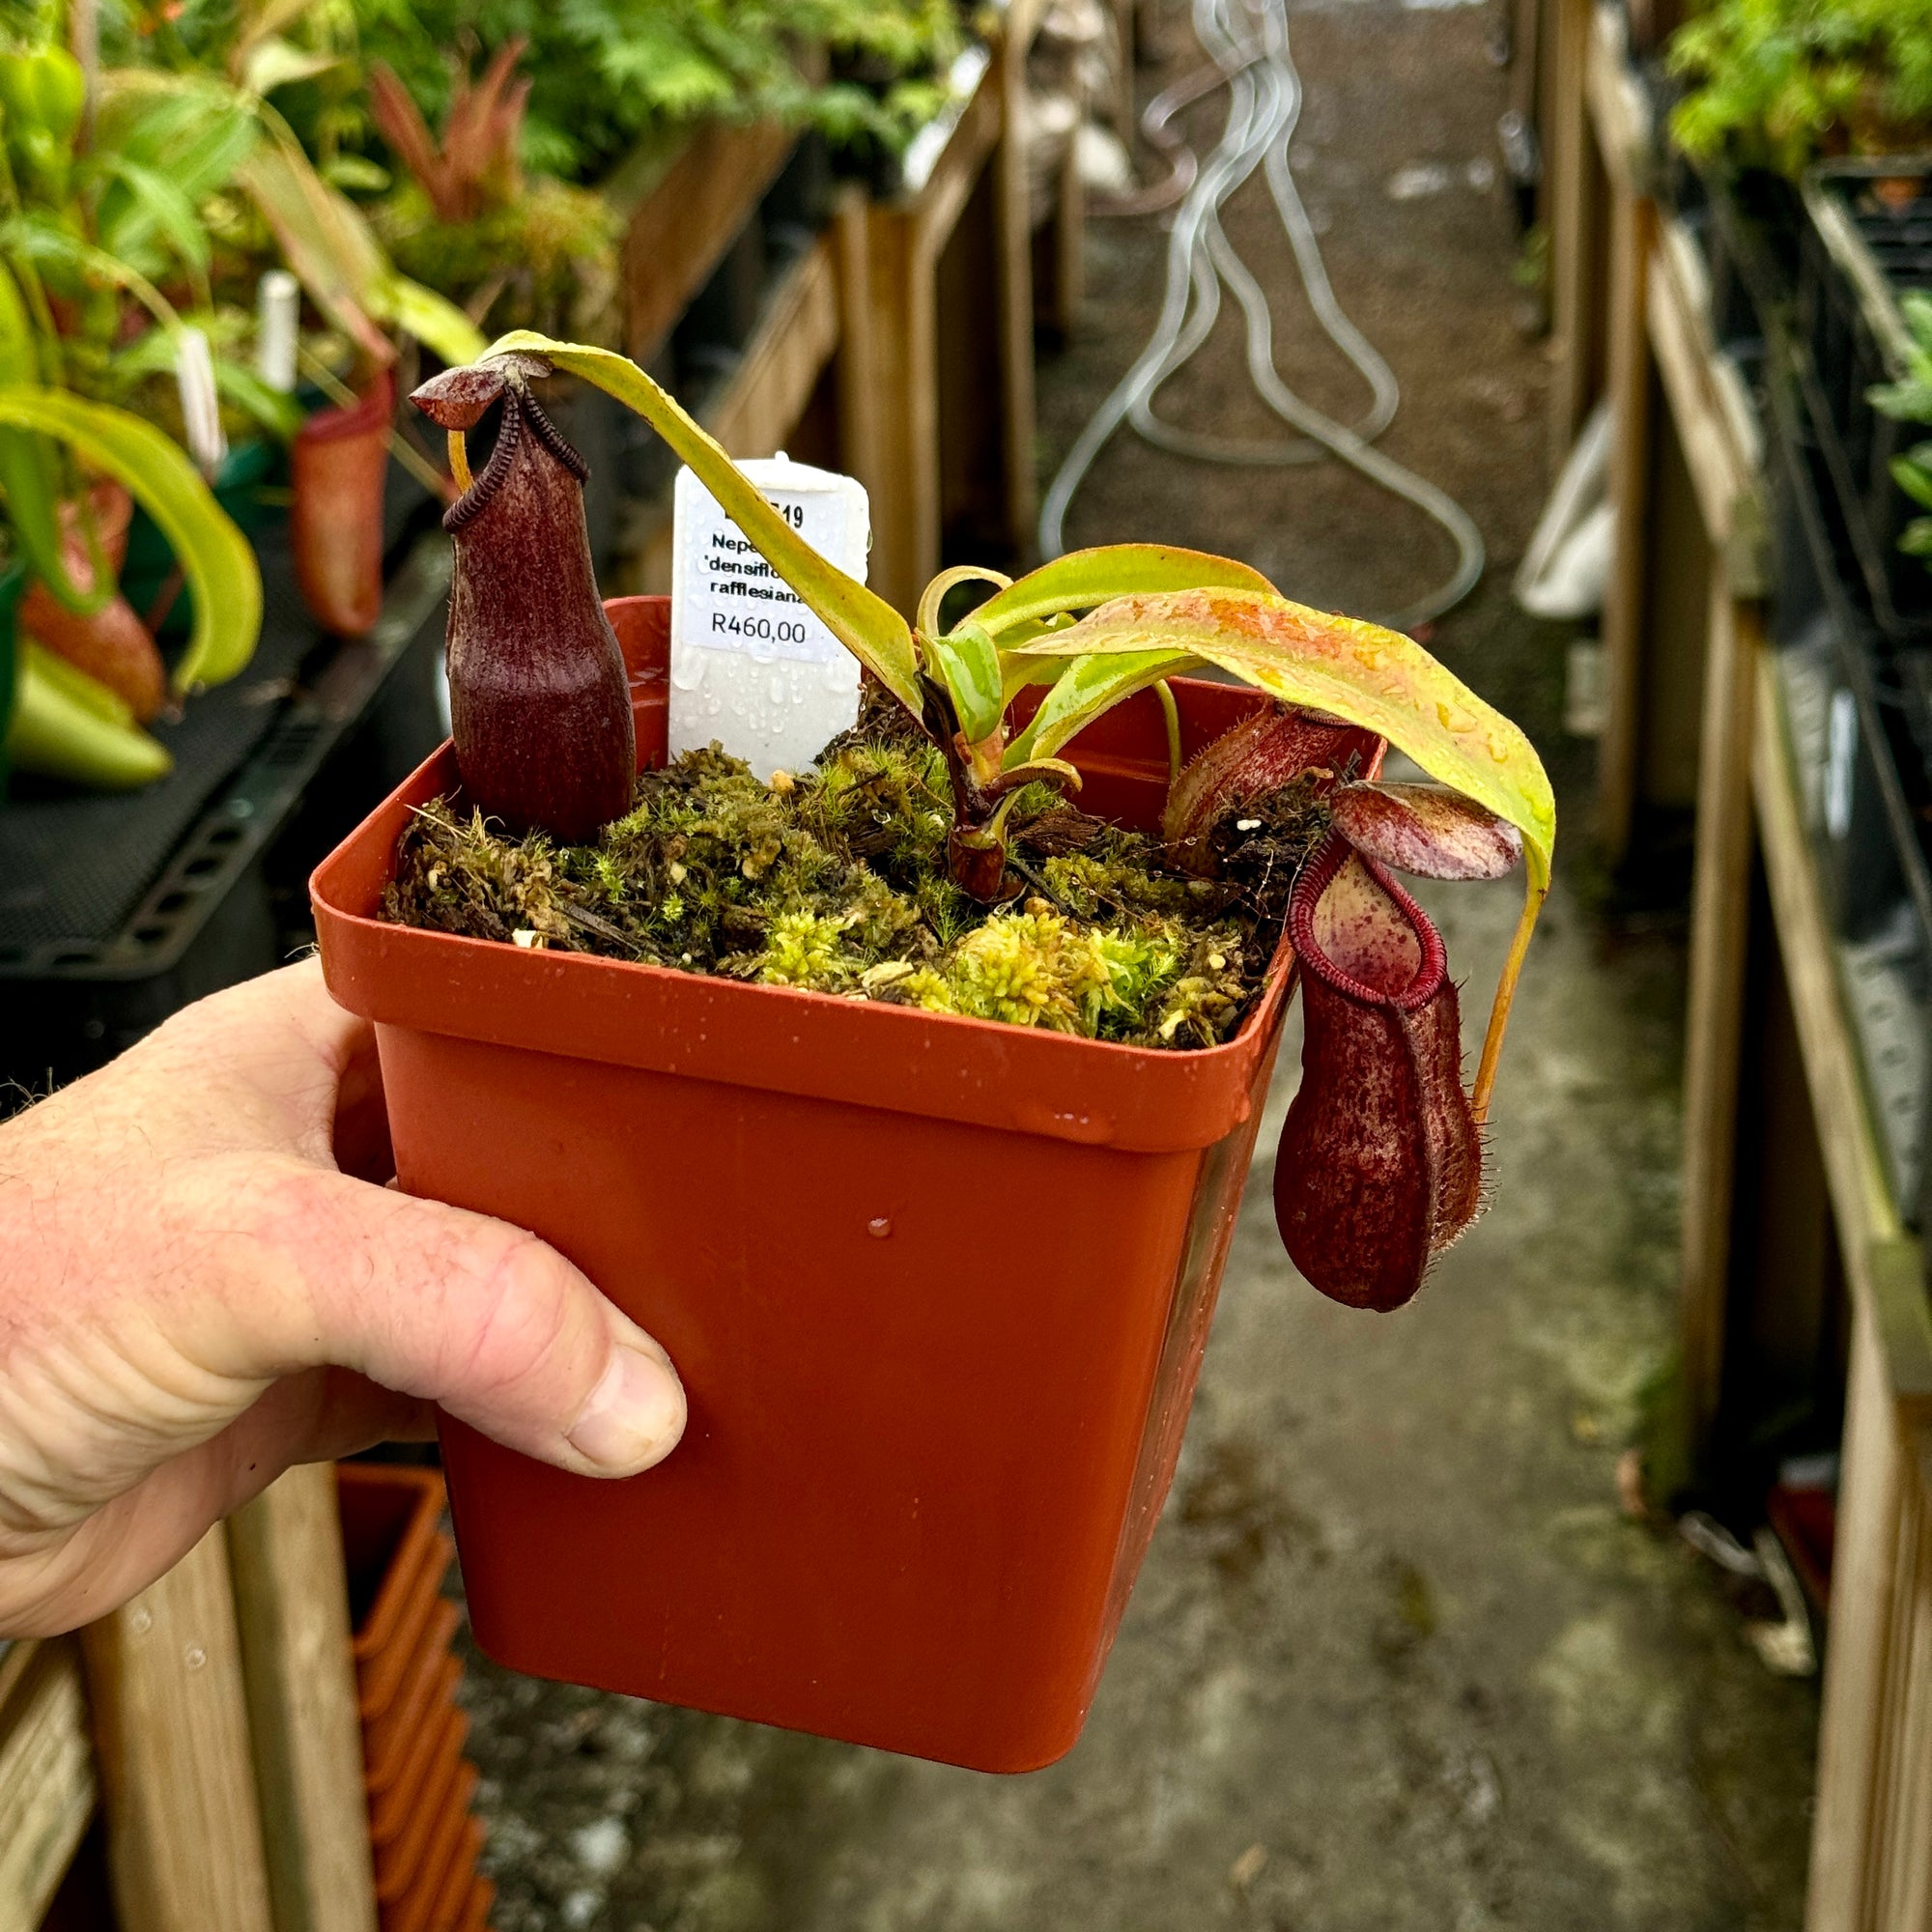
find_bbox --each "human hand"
[0,957,685,1635]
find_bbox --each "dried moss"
[384,735,1331,1049]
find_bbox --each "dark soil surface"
[449,6,1820,1928]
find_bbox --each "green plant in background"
[0,1,479,793]
[107,0,964,189]
[0,1,483,440]
[364,38,621,342]
[341,0,963,183]
[1870,290,1932,566]
[0,380,263,786]
[1668,0,1932,179]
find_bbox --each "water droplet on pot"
[184,1644,207,1670]
[867,1216,892,1238]
[670,657,703,692]
[769,672,787,705]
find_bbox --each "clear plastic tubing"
[1038,0,1485,634]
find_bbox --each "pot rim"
[312,673,1383,1152]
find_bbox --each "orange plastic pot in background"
[337,1464,491,1930]
[314,598,1380,1774]
[15,481,166,722]
[293,372,395,638]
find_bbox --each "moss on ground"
[384,734,1329,1048]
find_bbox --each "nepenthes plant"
[410,337,1556,1314]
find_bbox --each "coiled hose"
[1039,0,1485,633]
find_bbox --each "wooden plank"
[831,185,882,507]
[709,239,841,459]
[1584,1,1655,197]
[1044,109,1086,337]
[1675,591,1760,1456]
[863,196,932,616]
[1808,1299,1905,1932]
[1753,651,1903,1258]
[1111,0,1138,143]
[1545,0,1600,469]
[0,1637,96,1927]
[1880,1496,1932,1928]
[1863,1469,1924,1926]
[613,229,852,598]
[228,1465,377,1932]
[1594,179,1656,861]
[912,64,1003,257]
[867,63,1004,613]
[82,1526,274,1932]
[1870,1237,1932,1430]
[0,1635,38,1715]
[1645,222,1769,590]
[614,118,797,364]
[995,7,1041,558]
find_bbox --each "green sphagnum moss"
[384,736,1329,1048]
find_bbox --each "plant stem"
[1155,677,1181,782]
[1470,870,1545,1122]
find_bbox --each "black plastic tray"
[0,500,452,1094]
[1797,156,1932,646]
[1764,354,1932,1222]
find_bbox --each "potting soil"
[383,728,1331,1047]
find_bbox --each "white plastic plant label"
[668,455,870,777]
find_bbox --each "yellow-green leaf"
[486,332,924,719]
[970,545,1276,639]
[1007,648,1201,766]
[0,385,261,692]
[929,622,1003,745]
[375,274,487,368]
[8,641,172,787]
[1017,587,1554,887]
[1019,586,1555,1121]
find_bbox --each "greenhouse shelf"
[1765,351,1932,1227]
[1798,156,1932,648]
[0,504,453,1096]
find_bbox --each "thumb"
[228,1160,686,1479]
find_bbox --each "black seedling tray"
[1797,156,1932,646]
[1764,355,1932,1222]
[0,491,452,1096]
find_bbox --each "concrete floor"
[456,3,1822,1924]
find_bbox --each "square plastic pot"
[362,1600,460,1778]
[314,597,1370,1774]
[373,1708,471,1870]
[384,1785,481,1932]
[368,1659,466,1833]
[375,1747,472,1901]
[458,1874,497,1932]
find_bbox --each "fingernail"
[567,1337,686,1474]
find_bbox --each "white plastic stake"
[669,455,870,777]
[175,327,227,475]
[256,270,300,395]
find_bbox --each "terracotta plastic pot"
[387,1791,481,1932]
[376,1753,473,1901]
[458,1873,496,1932]
[314,596,1378,1773]
[15,482,165,724]
[369,1700,463,1848]
[362,1598,459,1776]
[338,1464,490,1929]
[293,373,395,638]
[367,1652,464,1814]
